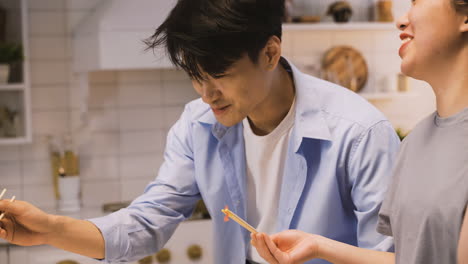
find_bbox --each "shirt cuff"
[87,210,127,263]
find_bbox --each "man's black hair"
[145,0,285,81]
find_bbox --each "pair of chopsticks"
[221,206,258,234]
[0,188,16,220]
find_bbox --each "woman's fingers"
[264,233,288,262]
[252,233,279,264]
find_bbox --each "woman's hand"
[251,230,321,264]
[0,199,56,246]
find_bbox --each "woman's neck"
[430,47,468,117]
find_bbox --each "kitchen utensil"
[321,46,368,92]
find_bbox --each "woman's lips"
[212,105,230,116]
[399,33,414,58]
[399,39,412,57]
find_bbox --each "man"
[0,0,399,263]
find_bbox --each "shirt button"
[288,208,293,213]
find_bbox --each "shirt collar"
[287,58,332,143]
[196,57,333,145]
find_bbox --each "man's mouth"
[212,105,231,116]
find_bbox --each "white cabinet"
[157,220,214,264]
[72,0,177,72]
[0,0,32,145]
[9,246,107,264]
[6,220,213,264]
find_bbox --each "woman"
[251,0,468,263]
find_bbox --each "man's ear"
[461,16,468,33]
[262,36,282,71]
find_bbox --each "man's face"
[192,55,274,127]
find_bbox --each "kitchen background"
[0,0,435,263]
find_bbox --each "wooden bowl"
[321,46,368,92]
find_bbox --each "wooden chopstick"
[0,195,16,221]
[0,188,6,200]
[221,207,258,234]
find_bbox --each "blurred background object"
[284,0,294,22]
[398,73,410,92]
[327,1,353,23]
[0,105,17,137]
[376,0,394,22]
[321,46,368,93]
[0,42,23,84]
[48,134,81,212]
[0,4,5,42]
[395,128,408,141]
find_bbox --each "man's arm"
[458,205,468,264]
[0,200,105,259]
[347,120,400,250]
[1,103,200,262]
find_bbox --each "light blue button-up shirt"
[89,60,399,264]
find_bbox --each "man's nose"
[199,82,220,103]
[202,85,216,99]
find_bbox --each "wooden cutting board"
[321,46,368,92]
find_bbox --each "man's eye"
[214,74,228,79]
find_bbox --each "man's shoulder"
[298,75,389,130]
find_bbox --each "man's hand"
[0,199,56,246]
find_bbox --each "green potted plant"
[395,128,408,141]
[0,42,23,84]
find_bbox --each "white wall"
[0,0,435,210]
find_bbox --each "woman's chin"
[400,62,416,79]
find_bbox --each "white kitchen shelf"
[359,91,415,100]
[283,22,396,31]
[0,137,30,145]
[0,0,32,145]
[0,84,25,91]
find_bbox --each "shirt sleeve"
[347,120,399,252]
[88,104,201,263]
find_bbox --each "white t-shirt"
[243,99,296,263]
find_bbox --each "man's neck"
[247,62,295,136]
